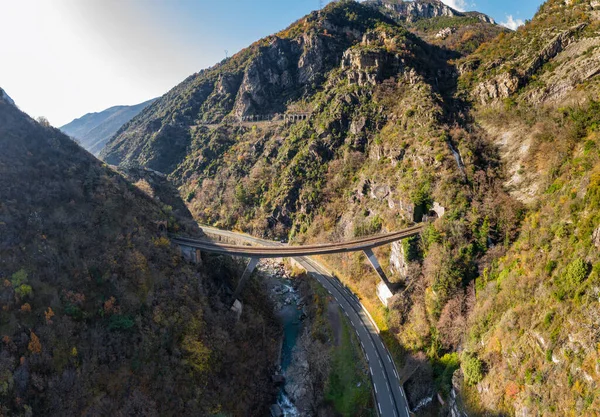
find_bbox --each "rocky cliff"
[364,0,495,24]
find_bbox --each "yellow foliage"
[182,336,210,373]
[153,236,171,248]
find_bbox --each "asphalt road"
[197,226,411,417]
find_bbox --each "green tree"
[462,354,484,386]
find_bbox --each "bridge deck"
[172,224,423,258]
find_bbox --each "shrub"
[462,354,484,385]
[562,258,590,296]
[108,314,135,331]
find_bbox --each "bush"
[462,354,484,385]
[108,315,135,331]
[562,258,590,296]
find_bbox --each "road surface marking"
[394,369,399,379]
[406,406,410,415]
[374,384,378,394]
[378,359,383,368]
[387,354,393,363]
[369,367,373,376]
[393,410,398,417]
[377,403,382,414]
[400,388,405,397]
[361,341,364,349]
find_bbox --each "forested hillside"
[99,0,600,415]
[0,93,279,416]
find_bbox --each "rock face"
[365,0,495,24]
[342,31,406,86]
[473,72,521,103]
[390,241,409,277]
[473,23,588,104]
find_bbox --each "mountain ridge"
[363,0,496,24]
[60,98,157,155]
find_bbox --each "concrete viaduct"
[173,224,424,305]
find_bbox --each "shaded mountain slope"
[0,94,279,416]
[60,98,157,155]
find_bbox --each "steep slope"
[100,1,400,173]
[447,1,600,415]
[60,98,156,155]
[0,94,279,416]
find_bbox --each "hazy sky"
[0,0,543,126]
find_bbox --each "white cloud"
[501,15,525,30]
[440,0,469,12]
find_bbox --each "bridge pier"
[363,248,395,306]
[232,257,260,301]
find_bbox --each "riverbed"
[260,260,303,417]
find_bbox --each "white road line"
[394,369,399,379]
[400,388,405,397]
[369,367,373,376]
[406,406,410,415]
[344,311,349,318]
[387,354,393,363]
[394,410,398,417]
[374,384,378,394]
[378,359,383,368]
[361,341,365,349]
[377,403,382,414]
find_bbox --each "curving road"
[172,225,423,258]
[195,226,412,417]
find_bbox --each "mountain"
[60,98,156,155]
[100,0,600,415]
[0,87,15,107]
[364,0,507,55]
[0,92,279,415]
[364,0,496,24]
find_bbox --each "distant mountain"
[0,87,16,107]
[364,0,496,24]
[60,98,157,155]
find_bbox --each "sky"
[0,0,544,127]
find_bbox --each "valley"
[3,0,600,416]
